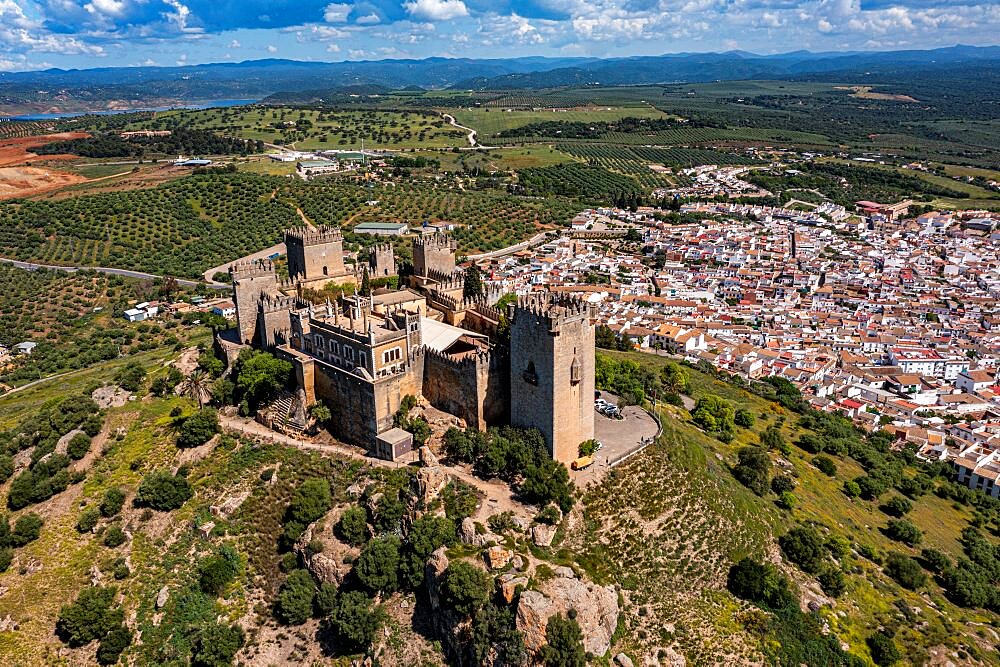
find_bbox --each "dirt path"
[441,113,498,151]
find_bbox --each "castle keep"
[225,228,595,466]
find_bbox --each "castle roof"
[420,316,488,353]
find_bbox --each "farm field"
[120,106,468,150]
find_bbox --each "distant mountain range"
[1,45,998,114]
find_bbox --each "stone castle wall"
[422,349,509,430]
[231,261,276,345]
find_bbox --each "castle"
[223,226,595,466]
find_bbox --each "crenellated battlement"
[422,345,493,369]
[230,258,274,280]
[259,292,301,314]
[413,232,456,251]
[285,225,344,246]
[514,292,593,328]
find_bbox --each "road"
[441,113,498,151]
[202,242,286,284]
[466,231,551,261]
[0,257,229,289]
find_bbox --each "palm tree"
[182,369,210,409]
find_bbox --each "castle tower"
[256,292,296,349]
[231,259,277,345]
[509,294,596,466]
[285,225,347,282]
[413,232,457,278]
[369,243,397,278]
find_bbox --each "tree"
[100,488,125,518]
[135,470,193,511]
[402,515,456,589]
[883,496,912,517]
[520,458,574,512]
[733,446,771,496]
[356,535,401,593]
[114,362,146,392]
[276,569,317,625]
[287,478,332,526]
[692,395,735,434]
[813,455,837,476]
[177,408,219,448]
[771,475,795,494]
[182,369,211,408]
[198,546,241,597]
[885,519,922,547]
[102,525,126,548]
[463,264,485,301]
[779,525,827,574]
[192,622,244,667]
[56,586,124,647]
[538,613,586,667]
[867,631,901,666]
[233,349,292,413]
[336,506,369,547]
[77,507,100,533]
[885,552,927,590]
[443,561,492,617]
[734,408,755,428]
[660,362,688,394]
[326,590,384,652]
[360,267,372,296]
[471,603,526,666]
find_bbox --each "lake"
[6,99,258,121]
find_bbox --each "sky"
[0,0,999,72]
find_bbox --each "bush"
[177,409,219,448]
[920,547,951,573]
[135,470,193,511]
[443,561,493,617]
[538,613,587,666]
[356,535,401,593]
[96,626,132,665]
[374,493,406,533]
[100,488,126,518]
[867,631,901,666]
[326,589,385,652]
[733,446,771,496]
[776,491,796,510]
[336,506,369,547]
[734,408,755,428]
[77,507,100,533]
[276,569,316,625]
[779,525,827,574]
[882,496,912,517]
[287,478,332,526]
[198,546,241,597]
[812,455,837,476]
[0,547,12,573]
[102,525,127,548]
[192,622,244,667]
[727,558,795,610]
[771,475,795,495]
[67,433,92,460]
[818,566,846,597]
[842,480,861,498]
[11,513,43,547]
[885,519,922,546]
[401,514,456,590]
[56,586,124,647]
[441,481,478,521]
[885,552,927,590]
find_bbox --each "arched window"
[522,360,538,386]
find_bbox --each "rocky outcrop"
[295,508,360,586]
[458,517,499,547]
[516,568,619,658]
[531,523,557,547]
[424,547,473,661]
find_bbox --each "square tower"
[368,243,397,278]
[230,259,277,345]
[509,294,596,465]
[286,225,347,282]
[413,232,457,278]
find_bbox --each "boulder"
[155,586,169,610]
[485,546,513,571]
[295,509,360,586]
[615,653,635,667]
[511,516,531,533]
[415,466,450,508]
[531,524,557,547]
[499,574,529,604]
[516,570,619,657]
[459,517,478,545]
[198,521,215,539]
[511,555,524,571]
[418,445,440,467]
[645,647,686,667]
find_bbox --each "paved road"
[0,257,229,289]
[466,231,551,261]
[202,242,286,284]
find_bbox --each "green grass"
[452,106,669,138]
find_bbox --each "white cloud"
[403,0,468,21]
[84,0,127,18]
[323,3,351,23]
[267,44,278,53]
[142,58,157,65]
[175,53,187,65]
[326,43,340,52]
[229,39,241,48]
[356,13,380,24]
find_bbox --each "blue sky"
[0,0,998,71]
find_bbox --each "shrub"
[727,558,795,610]
[818,566,846,597]
[842,480,861,498]
[771,475,795,495]
[443,561,493,617]
[56,586,124,647]
[812,455,837,476]
[77,507,100,533]
[135,470,193,511]
[356,535,401,593]
[287,478,332,526]
[885,552,927,590]
[401,515,456,590]
[919,547,951,573]
[102,525,127,548]
[276,569,316,625]
[192,622,244,667]
[733,446,771,496]
[867,631,901,666]
[374,493,406,533]
[441,481,478,521]
[885,519,922,547]
[67,433,91,460]
[177,409,219,448]
[882,496,912,517]
[198,546,241,597]
[336,506,369,547]
[326,589,385,652]
[314,582,339,617]
[779,525,827,574]
[100,488,126,518]
[0,548,12,573]
[538,613,587,666]
[11,513,43,547]
[776,491,796,510]
[96,626,132,665]
[734,408,755,428]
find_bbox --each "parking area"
[572,391,660,486]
